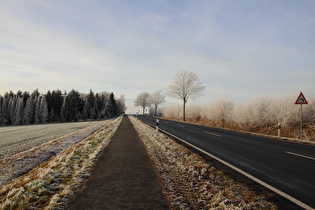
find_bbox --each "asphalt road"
[137,115,315,209]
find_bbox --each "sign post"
[295,91,308,139]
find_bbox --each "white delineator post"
[156,119,159,136]
[278,122,281,138]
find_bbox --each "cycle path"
[67,115,168,209]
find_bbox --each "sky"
[1,0,315,113]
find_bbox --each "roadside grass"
[0,117,122,210]
[130,116,278,209]
[164,117,315,145]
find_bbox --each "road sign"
[295,91,308,139]
[295,92,308,104]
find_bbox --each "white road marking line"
[159,128,314,210]
[203,131,221,137]
[177,124,185,127]
[286,151,315,161]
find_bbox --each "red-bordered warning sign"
[295,92,308,104]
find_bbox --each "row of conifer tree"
[0,89,125,125]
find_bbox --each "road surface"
[137,115,315,209]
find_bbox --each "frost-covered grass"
[0,117,122,210]
[130,116,277,209]
[161,95,315,141]
[0,120,112,187]
[0,121,104,158]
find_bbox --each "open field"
[0,121,104,158]
[0,120,113,187]
[0,117,122,209]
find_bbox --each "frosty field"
[0,121,103,158]
[0,117,122,209]
[0,120,113,187]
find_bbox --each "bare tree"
[167,70,205,121]
[150,90,166,116]
[116,95,127,114]
[134,92,151,114]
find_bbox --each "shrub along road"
[67,116,168,209]
[137,115,315,209]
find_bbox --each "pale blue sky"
[1,0,315,113]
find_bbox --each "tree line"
[0,89,126,125]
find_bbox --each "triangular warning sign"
[295,92,308,104]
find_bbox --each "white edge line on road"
[159,128,314,210]
[286,151,315,161]
[203,131,221,137]
[177,124,185,127]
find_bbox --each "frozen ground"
[0,117,122,209]
[0,120,112,187]
[0,121,105,158]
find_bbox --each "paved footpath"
[67,116,168,210]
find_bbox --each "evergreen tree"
[34,96,41,123]
[77,94,85,119]
[83,100,89,120]
[106,93,116,118]
[2,93,10,125]
[93,96,99,119]
[99,94,107,119]
[51,90,64,122]
[14,97,24,125]
[31,89,40,98]
[84,89,95,119]
[46,90,53,120]
[61,96,70,122]
[24,96,35,124]
[22,91,30,109]
[49,107,55,122]
[16,90,22,98]
[0,95,3,124]
[40,96,49,123]
[9,96,17,124]
[66,89,82,121]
